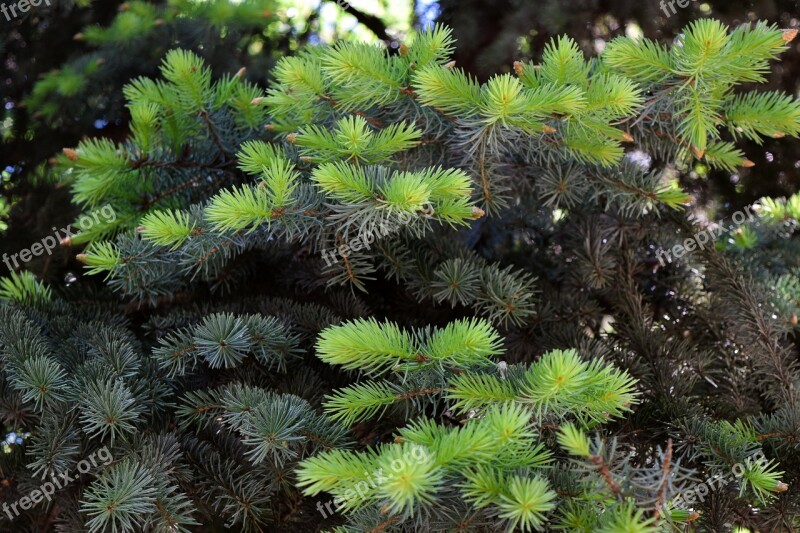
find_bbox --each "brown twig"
[319,94,385,128]
[590,454,621,497]
[199,109,232,160]
[395,387,442,400]
[335,234,357,284]
[654,438,673,520]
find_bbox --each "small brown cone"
[782,28,798,42]
[513,61,524,76]
[790,314,798,326]
[470,206,486,219]
[251,97,265,105]
[286,133,298,144]
[776,481,789,492]
[742,159,756,168]
[63,148,79,161]
[399,43,409,56]
[235,67,246,79]
[622,131,634,143]
[773,131,786,138]
[542,125,557,134]
[691,145,705,159]
[73,33,84,41]
[687,512,701,522]
[443,60,456,69]
[76,253,88,264]
[61,237,72,247]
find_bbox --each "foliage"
[2,17,800,533]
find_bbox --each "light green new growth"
[316,318,637,427]
[297,319,646,530]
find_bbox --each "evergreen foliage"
[0,0,407,270]
[71,21,800,309]
[3,16,800,533]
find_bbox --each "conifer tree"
[1,0,406,269]
[2,16,800,533]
